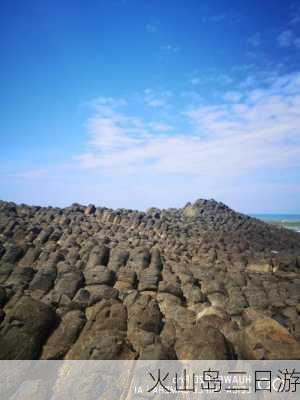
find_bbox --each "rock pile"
[0,198,299,359]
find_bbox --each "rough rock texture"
[0,198,299,359]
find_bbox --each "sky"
[1,0,300,213]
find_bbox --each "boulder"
[164,304,196,330]
[84,265,114,286]
[34,227,54,244]
[65,300,135,359]
[138,268,160,291]
[158,281,183,298]
[29,267,56,295]
[128,247,151,271]
[139,342,175,360]
[201,279,225,295]
[239,316,300,359]
[71,288,90,309]
[108,247,129,271]
[175,322,233,359]
[207,292,227,307]
[0,198,300,360]
[196,306,230,330]
[86,246,110,268]
[182,283,204,303]
[54,271,84,299]
[0,286,7,306]
[243,287,269,309]
[18,247,41,268]
[41,310,85,359]
[127,295,163,335]
[116,268,136,286]
[150,248,163,271]
[5,266,34,289]
[0,296,56,359]
[1,245,24,264]
[84,204,96,216]
[226,286,248,315]
[0,262,14,284]
[86,284,119,304]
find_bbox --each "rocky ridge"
[0,198,299,360]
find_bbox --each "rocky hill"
[0,198,299,359]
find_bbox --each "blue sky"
[1,0,300,213]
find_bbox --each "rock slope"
[0,198,299,359]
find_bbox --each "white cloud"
[240,75,260,88]
[145,99,166,108]
[277,28,300,49]
[150,122,173,132]
[87,117,139,151]
[215,73,234,85]
[294,37,300,48]
[143,89,172,108]
[190,77,201,85]
[76,72,300,189]
[90,96,127,108]
[188,71,233,87]
[278,30,294,47]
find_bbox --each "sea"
[251,214,300,233]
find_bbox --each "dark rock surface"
[0,198,299,359]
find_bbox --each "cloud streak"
[278,29,300,48]
[278,30,294,47]
[75,72,300,189]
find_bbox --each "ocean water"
[251,214,300,233]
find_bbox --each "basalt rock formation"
[0,198,299,360]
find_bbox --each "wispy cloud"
[190,77,201,85]
[188,71,234,87]
[278,29,300,48]
[75,72,300,188]
[290,3,300,24]
[149,122,173,132]
[143,89,172,108]
[278,30,294,47]
[294,37,300,48]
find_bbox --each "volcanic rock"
[0,198,299,359]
